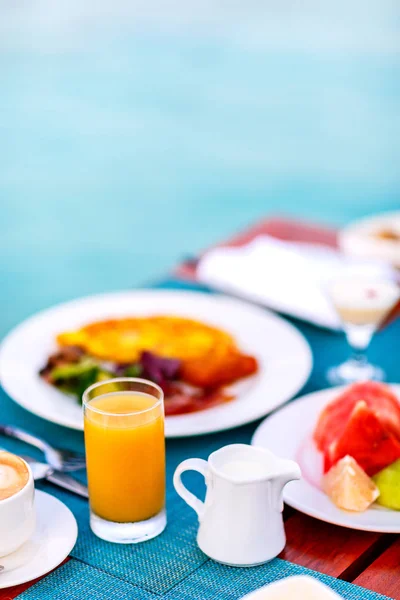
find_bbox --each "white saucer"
[0,490,78,589]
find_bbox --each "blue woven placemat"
[1,278,399,599]
[19,558,392,600]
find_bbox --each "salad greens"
[40,348,180,402]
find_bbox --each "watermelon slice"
[314,382,400,453]
[324,400,400,476]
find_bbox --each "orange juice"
[84,392,165,523]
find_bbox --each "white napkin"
[197,235,393,329]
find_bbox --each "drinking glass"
[83,378,166,544]
[326,276,399,385]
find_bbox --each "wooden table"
[1,218,399,599]
[282,508,399,598]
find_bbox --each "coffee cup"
[0,451,36,557]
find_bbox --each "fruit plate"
[252,385,400,533]
[0,290,312,437]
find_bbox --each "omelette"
[56,316,258,388]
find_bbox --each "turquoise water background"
[1,1,399,337]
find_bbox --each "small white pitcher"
[173,444,301,567]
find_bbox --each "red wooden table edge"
[0,559,70,600]
[353,536,400,598]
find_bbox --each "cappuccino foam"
[0,451,29,500]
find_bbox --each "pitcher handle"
[173,458,209,519]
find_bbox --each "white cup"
[0,459,36,557]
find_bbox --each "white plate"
[242,575,342,599]
[0,290,312,437]
[252,385,400,533]
[0,490,77,588]
[339,211,400,268]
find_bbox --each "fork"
[21,455,89,497]
[0,424,85,472]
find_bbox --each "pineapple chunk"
[323,455,379,512]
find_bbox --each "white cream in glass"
[327,276,399,384]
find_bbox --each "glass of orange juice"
[83,377,166,543]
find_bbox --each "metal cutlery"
[0,424,85,472]
[21,455,89,498]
